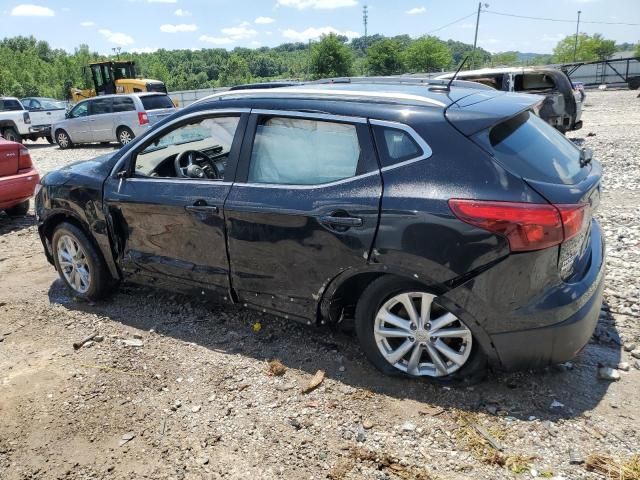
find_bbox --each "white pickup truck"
[0,97,66,143]
[20,97,68,143]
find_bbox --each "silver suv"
[52,93,176,149]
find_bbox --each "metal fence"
[168,87,229,107]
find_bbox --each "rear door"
[88,97,114,142]
[224,110,382,321]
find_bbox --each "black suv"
[35,83,605,382]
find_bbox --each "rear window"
[140,95,174,110]
[0,99,23,111]
[485,111,585,185]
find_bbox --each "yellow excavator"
[69,61,169,103]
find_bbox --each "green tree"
[403,36,452,73]
[553,33,616,63]
[491,51,518,66]
[635,43,640,57]
[218,54,250,86]
[310,33,353,79]
[366,39,405,75]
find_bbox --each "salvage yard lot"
[1,90,639,479]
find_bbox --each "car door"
[88,97,114,142]
[24,99,47,126]
[224,110,382,321]
[65,101,91,143]
[103,109,249,298]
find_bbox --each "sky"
[0,0,638,55]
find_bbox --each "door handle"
[185,204,218,214]
[320,215,363,228]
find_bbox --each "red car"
[0,137,39,216]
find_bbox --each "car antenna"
[446,55,470,91]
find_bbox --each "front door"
[103,110,248,297]
[66,101,91,143]
[224,111,382,321]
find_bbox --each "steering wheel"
[174,150,222,179]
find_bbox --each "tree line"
[0,32,634,99]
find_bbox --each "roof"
[194,82,501,110]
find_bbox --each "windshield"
[40,99,66,109]
[140,95,173,110]
[482,111,586,185]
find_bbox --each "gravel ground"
[0,89,639,480]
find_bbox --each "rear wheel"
[117,127,134,146]
[56,130,72,149]
[52,222,115,300]
[5,200,29,217]
[2,128,21,143]
[355,276,486,383]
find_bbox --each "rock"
[401,422,416,432]
[356,425,366,443]
[631,349,640,359]
[191,405,201,413]
[598,366,621,381]
[94,335,104,343]
[550,400,564,409]
[634,360,640,371]
[569,449,584,465]
[617,362,630,372]
[362,420,374,430]
[122,338,143,347]
[83,341,94,348]
[119,432,135,447]
[133,333,143,339]
[623,342,637,352]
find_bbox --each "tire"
[5,200,29,217]
[629,77,640,90]
[2,127,22,144]
[56,130,72,149]
[117,127,135,146]
[355,276,487,384]
[51,222,116,301]
[46,135,54,144]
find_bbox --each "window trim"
[369,119,433,172]
[112,108,250,182]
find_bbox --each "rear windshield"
[484,111,585,185]
[140,95,174,110]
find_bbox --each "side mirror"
[65,112,70,119]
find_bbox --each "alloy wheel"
[57,132,69,148]
[373,292,472,377]
[119,130,132,145]
[56,234,91,294]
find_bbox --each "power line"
[486,10,640,26]
[426,11,477,35]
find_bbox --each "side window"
[112,97,136,113]
[90,98,112,115]
[69,102,88,118]
[22,99,33,109]
[134,116,240,179]
[372,125,424,167]
[248,117,361,185]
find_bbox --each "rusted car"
[437,67,583,132]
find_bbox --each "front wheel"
[51,223,115,300]
[56,130,72,149]
[117,127,135,146]
[355,276,486,383]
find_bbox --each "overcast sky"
[1,0,638,54]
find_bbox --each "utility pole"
[363,5,368,51]
[112,47,121,60]
[573,10,582,62]
[472,3,487,69]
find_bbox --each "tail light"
[18,147,33,171]
[23,112,31,124]
[448,199,587,252]
[138,111,149,125]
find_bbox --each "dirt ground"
[1,90,639,480]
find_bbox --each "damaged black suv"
[35,82,605,382]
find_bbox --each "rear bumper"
[0,168,39,210]
[490,220,605,369]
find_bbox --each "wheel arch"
[318,266,500,365]
[40,210,120,281]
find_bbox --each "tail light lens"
[138,111,149,125]
[448,199,587,252]
[18,147,33,171]
[23,112,31,124]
